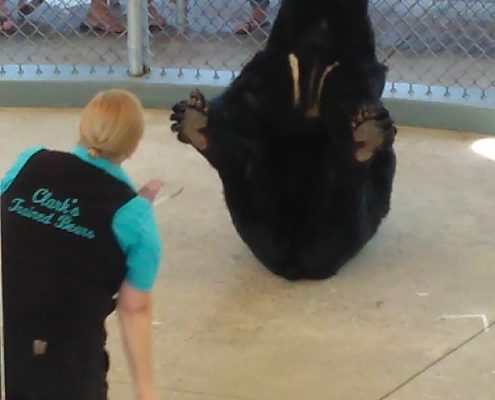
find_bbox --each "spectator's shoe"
[80,6,125,35]
[19,0,44,16]
[234,19,269,34]
[0,6,15,35]
[234,8,270,35]
[0,17,15,34]
[148,4,166,31]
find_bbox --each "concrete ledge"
[0,65,232,109]
[382,83,495,136]
[1,65,494,135]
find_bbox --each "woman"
[0,0,166,35]
[1,90,163,400]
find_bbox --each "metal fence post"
[128,0,150,76]
[141,0,152,70]
[177,0,187,34]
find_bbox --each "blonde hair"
[79,89,144,162]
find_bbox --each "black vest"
[1,149,136,350]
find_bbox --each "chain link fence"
[0,0,494,97]
[0,0,128,72]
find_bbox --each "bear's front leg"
[170,88,209,151]
[351,104,397,163]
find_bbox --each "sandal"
[80,19,125,35]
[80,6,125,34]
[234,19,269,35]
[18,0,44,17]
[148,4,166,31]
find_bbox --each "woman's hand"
[138,179,165,202]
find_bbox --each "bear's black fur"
[170,0,397,280]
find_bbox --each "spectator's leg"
[81,0,125,34]
[0,0,16,34]
[148,0,166,30]
[234,0,270,34]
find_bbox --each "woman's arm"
[117,282,158,400]
[114,178,163,399]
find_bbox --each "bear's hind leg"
[171,89,209,152]
[351,104,397,163]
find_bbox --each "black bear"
[170,0,397,280]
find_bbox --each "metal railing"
[0,0,494,98]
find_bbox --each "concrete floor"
[0,107,494,399]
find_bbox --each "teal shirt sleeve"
[1,146,44,194]
[112,196,162,292]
